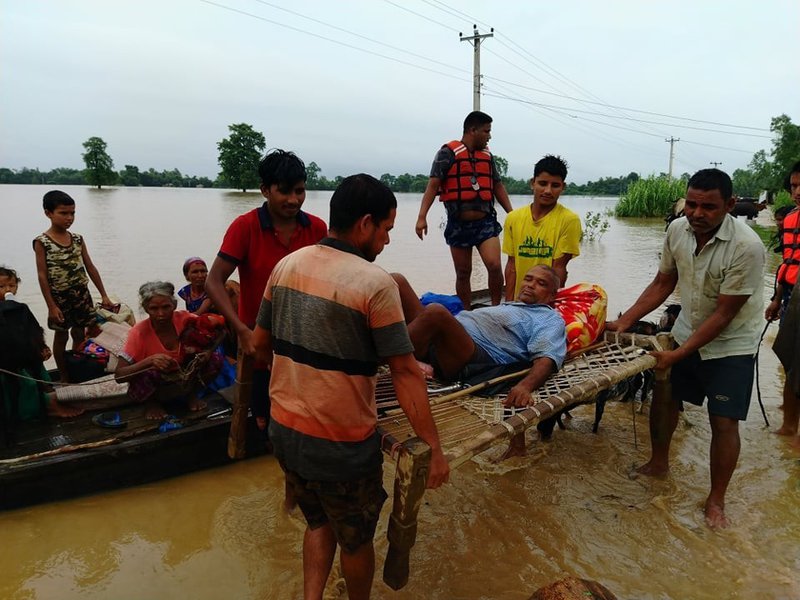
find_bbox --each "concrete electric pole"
[460,25,493,111]
[710,161,723,168]
[665,137,680,181]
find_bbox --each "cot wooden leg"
[383,437,431,591]
[228,350,253,459]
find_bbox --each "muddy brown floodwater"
[2,185,798,599]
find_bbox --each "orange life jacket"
[438,141,494,203]
[778,208,800,286]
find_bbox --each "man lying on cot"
[393,264,567,457]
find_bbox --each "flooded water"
[1,185,798,599]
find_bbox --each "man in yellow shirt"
[502,155,582,300]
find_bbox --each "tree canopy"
[217,123,265,192]
[82,136,116,189]
[733,114,800,198]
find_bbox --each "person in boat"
[608,168,765,529]
[115,281,224,420]
[252,174,448,600]
[393,264,567,457]
[766,161,800,448]
[177,257,212,314]
[415,110,514,308]
[205,150,327,436]
[0,266,83,420]
[33,190,115,383]
[502,154,582,298]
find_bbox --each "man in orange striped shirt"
[253,174,448,599]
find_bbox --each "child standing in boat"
[33,190,114,383]
[177,257,211,314]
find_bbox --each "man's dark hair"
[258,149,306,189]
[463,110,492,133]
[775,205,794,220]
[533,155,569,180]
[42,190,75,211]
[789,160,800,181]
[329,174,397,233]
[687,168,732,200]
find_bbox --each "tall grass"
[615,176,686,218]
[773,190,793,213]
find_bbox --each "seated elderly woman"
[116,281,225,420]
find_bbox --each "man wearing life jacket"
[415,111,513,308]
[767,160,800,447]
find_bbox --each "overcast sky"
[1,0,798,183]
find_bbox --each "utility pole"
[460,25,493,111]
[665,137,680,181]
[710,161,723,168]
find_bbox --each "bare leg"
[69,325,85,351]
[52,329,70,382]
[705,414,740,528]
[475,236,503,305]
[187,395,207,412]
[340,542,376,600]
[775,380,799,436]
[449,246,473,310]
[407,304,475,379]
[47,397,85,418]
[637,386,679,476]
[303,524,337,600]
[390,273,425,324]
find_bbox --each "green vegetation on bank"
[3,114,797,198]
[615,175,688,217]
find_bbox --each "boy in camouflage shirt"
[34,190,113,384]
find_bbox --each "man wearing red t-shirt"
[206,150,327,434]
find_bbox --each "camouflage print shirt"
[34,232,89,292]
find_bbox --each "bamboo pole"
[383,436,431,591]
[228,349,254,459]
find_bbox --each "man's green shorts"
[282,465,388,554]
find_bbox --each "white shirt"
[659,214,765,359]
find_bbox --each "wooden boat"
[0,379,265,510]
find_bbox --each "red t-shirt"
[218,204,327,327]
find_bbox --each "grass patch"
[615,176,686,218]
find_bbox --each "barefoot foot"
[144,402,167,420]
[704,501,729,528]
[636,460,669,477]
[499,433,526,460]
[187,396,207,412]
[47,400,85,418]
[773,425,798,437]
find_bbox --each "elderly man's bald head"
[517,265,559,305]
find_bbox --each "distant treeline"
[2,164,643,196]
[0,166,215,188]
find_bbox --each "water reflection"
[1,185,798,599]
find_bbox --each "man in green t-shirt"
[502,155,582,300]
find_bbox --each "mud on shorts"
[444,213,502,248]
[670,351,755,421]
[47,284,96,331]
[282,465,388,553]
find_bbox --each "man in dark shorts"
[415,111,514,308]
[609,168,765,528]
[252,174,448,599]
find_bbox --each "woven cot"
[377,331,672,590]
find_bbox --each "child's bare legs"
[70,325,85,351]
[51,329,70,382]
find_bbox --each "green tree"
[82,136,116,189]
[119,165,141,186]
[769,114,800,184]
[493,155,509,178]
[731,168,760,197]
[306,161,322,189]
[217,123,266,192]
